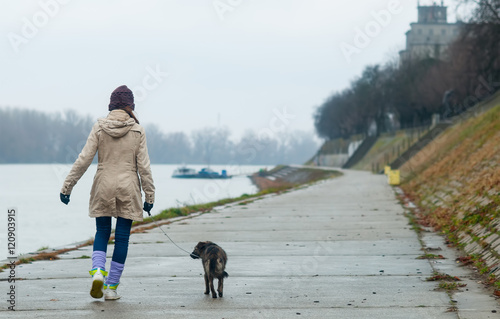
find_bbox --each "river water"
[0,164,263,260]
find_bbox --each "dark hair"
[122,105,139,124]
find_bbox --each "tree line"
[0,107,318,165]
[314,0,500,140]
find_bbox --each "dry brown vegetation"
[401,103,500,232]
[399,98,500,282]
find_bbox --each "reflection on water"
[0,164,264,260]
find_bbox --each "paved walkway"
[1,170,498,318]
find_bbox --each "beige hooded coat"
[61,110,155,221]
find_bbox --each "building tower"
[399,1,462,63]
[418,1,448,23]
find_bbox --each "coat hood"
[98,110,136,138]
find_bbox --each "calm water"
[0,164,264,260]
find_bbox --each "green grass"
[439,282,467,290]
[494,280,500,290]
[17,257,36,264]
[416,254,445,260]
[134,185,297,227]
[426,273,461,282]
[404,211,423,234]
[238,200,254,206]
[352,129,426,171]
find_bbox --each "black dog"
[191,241,228,298]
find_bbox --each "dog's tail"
[210,257,229,278]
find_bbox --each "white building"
[399,1,463,62]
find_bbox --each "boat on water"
[171,166,198,178]
[196,167,231,179]
[171,166,232,179]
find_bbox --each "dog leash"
[146,211,199,258]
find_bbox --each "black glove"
[60,193,70,205]
[143,202,153,214]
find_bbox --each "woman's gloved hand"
[143,202,153,214]
[60,193,70,205]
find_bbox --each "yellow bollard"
[384,165,391,175]
[388,169,400,186]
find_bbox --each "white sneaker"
[104,284,121,300]
[89,268,107,299]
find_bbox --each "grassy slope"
[399,99,500,282]
[319,135,364,154]
[400,103,500,229]
[352,130,424,171]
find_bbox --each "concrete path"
[1,170,499,318]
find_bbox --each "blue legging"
[93,217,132,264]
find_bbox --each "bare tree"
[457,0,500,23]
[191,127,231,165]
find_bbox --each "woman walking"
[60,85,155,300]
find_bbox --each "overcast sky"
[0,0,464,139]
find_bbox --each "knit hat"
[109,85,135,111]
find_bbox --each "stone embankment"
[249,165,341,191]
[399,100,500,285]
